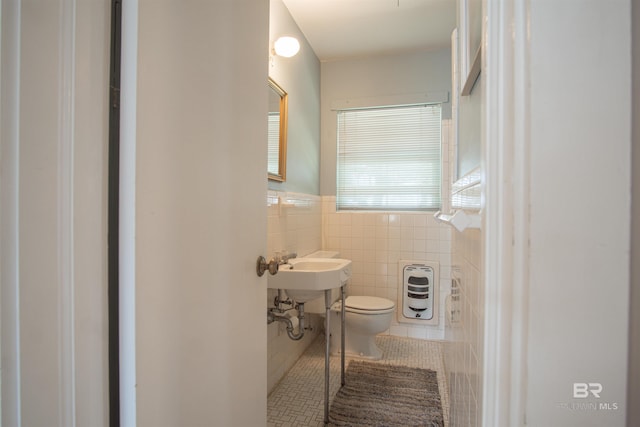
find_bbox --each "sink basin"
[267,257,352,302]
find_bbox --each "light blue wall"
[269,2,452,198]
[268,0,321,195]
[320,48,452,196]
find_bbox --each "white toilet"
[328,295,395,360]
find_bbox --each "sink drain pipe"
[267,302,306,341]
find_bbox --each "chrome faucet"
[279,252,297,264]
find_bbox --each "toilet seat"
[333,296,395,315]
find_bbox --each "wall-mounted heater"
[398,261,439,325]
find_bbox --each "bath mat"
[329,361,443,427]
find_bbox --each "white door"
[130,1,269,426]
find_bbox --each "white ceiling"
[281,0,457,62]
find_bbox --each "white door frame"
[118,0,138,424]
[1,0,23,424]
[1,0,111,425]
[481,0,530,425]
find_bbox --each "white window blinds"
[267,112,280,175]
[336,104,442,211]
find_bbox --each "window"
[336,104,442,211]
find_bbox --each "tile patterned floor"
[267,335,449,427]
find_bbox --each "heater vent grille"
[398,261,439,324]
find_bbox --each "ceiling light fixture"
[273,36,300,58]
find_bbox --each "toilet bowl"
[329,296,395,360]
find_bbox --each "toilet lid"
[345,296,395,311]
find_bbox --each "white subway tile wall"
[266,192,323,259]
[443,69,485,424]
[446,227,483,427]
[321,198,452,340]
[266,192,323,393]
[445,104,484,425]
[443,77,484,427]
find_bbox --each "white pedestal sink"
[267,255,351,424]
[267,257,352,302]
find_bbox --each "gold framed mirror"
[268,78,287,182]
